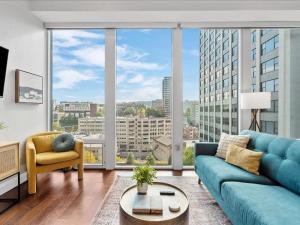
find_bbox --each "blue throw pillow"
[52,133,75,152]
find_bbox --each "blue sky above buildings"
[52,29,199,104]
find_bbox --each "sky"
[52,29,199,104]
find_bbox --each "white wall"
[0,0,47,179]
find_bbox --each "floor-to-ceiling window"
[49,27,241,168]
[49,26,300,169]
[182,29,200,166]
[51,29,105,165]
[115,29,172,166]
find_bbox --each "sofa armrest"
[195,142,218,157]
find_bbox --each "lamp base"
[249,109,261,132]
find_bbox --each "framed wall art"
[15,69,43,104]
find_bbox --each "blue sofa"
[194,130,300,225]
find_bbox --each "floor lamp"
[241,92,271,132]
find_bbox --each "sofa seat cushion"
[222,182,300,225]
[36,151,79,165]
[195,155,274,193]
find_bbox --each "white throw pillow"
[216,133,250,159]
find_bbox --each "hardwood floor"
[0,170,196,225]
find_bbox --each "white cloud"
[53,69,97,89]
[72,45,105,67]
[53,30,104,48]
[53,55,79,67]
[118,86,161,102]
[65,95,77,99]
[117,44,148,61]
[68,43,162,71]
[140,76,162,87]
[117,75,165,101]
[128,74,144,83]
[116,44,163,71]
[188,49,200,57]
[135,86,161,99]
[118,60,162,70]
[117,74,127,84]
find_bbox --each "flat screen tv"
[0,46,9,98]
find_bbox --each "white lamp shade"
[240,92,271,109]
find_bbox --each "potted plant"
[132,164,156,194]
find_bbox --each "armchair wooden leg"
[198,178,201,185]
[28,172,37,194]
[78,163,83,180]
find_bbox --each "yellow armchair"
[26,131,84,194]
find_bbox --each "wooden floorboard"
[0,170,196,225]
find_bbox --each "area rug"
[92,176,231,225]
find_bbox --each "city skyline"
[52,29,199,104]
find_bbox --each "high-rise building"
[190,101,200,126]
[199,28,300,139]
[251,29,300,137]
[251,29,279,134]
[199,29,239,142]
[183,100,200,126]
[162,76,172,117]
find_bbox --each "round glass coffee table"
[119,182,189,225]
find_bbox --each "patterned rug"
[92,176,231,225]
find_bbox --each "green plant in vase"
[132,164,157,194]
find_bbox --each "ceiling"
[4,0,300,27]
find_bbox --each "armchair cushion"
[32,134,59,153]
[36,151,79,165]
[52,133,75,152]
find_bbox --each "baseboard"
[0,172,27,196]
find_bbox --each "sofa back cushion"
[216,133,250,159]
[33,134,59,153]
[240,130,300,195]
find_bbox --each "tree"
[84,149,97,163]
[123,107,136,116]
[59,115,78,129]
[137,107,146,118]
[183,147,195,165]
[52,122,64,131]
[185,108,192,124]
[96,110,104,117]
[126,152,135,165]
[145,153,156,165]
[145,108,164,118]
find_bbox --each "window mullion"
[172,27,183,170]
[105,29,116,170]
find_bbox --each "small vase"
[137,183,148,194]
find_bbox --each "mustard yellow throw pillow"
[225,144,263,175]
